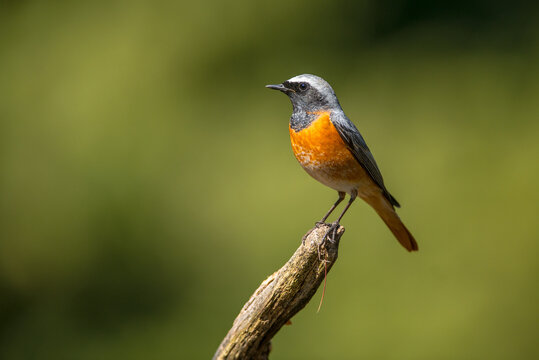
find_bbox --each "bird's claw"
[317,222,340,258]
[304,221,331,245]
[322,222,340,244]
[301,231,310,245]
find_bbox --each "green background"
[1,1,538,359]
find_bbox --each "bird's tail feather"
[361,193,418,252]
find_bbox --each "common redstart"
[266,74,418,251]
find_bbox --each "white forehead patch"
[287,74,334,93]
[288,74,318,83]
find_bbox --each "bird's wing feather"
[331,112,400,207]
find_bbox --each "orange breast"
[289,112,368,190]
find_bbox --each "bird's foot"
[303,221,329,245]
[301,230,312,245]
[318,221,340,258]
[322,221,340,244]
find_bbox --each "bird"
[266,74,418,252]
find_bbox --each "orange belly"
[289,112,371,193]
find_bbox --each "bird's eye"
[299,82,309,91]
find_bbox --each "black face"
[281,81,330,112]
[282,81,311,93]
[267,74,341,131]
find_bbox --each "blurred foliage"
[1,1,538,359]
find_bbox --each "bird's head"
[266,74,341,113]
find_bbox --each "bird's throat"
[290,110,329,132]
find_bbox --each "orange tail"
[361,193,418,252]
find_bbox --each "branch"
[213,223,345,360]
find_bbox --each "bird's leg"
[316,191,346,226]
[335,191,357,224]
[320,191,357,249]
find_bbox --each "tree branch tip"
[213,223,346,360]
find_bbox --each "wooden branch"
[213,223,345,360]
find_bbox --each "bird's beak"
[265,83,291,93]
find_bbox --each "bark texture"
[213,223,345,360]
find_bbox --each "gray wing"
[331,112,400,208]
